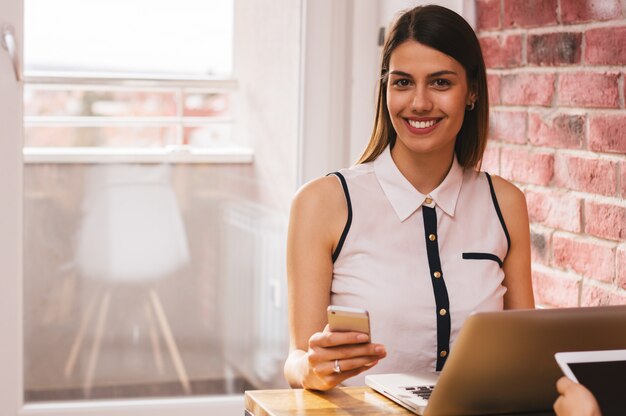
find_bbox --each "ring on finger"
[333,359,342,374]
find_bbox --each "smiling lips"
[404,117,442,134]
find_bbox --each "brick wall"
[476,0,626,307]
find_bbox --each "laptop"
[365,305,626,415]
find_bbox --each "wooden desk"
[244,387,556,416]
[245,386,411,415]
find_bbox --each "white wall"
[233,0,303,209]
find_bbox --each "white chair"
[67,164,191,396]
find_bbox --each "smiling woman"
[385,40,474,184]
[284,4,534,391]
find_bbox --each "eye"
[392,78,412,88]
[431,79,452,89]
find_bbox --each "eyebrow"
[389,70,458,78]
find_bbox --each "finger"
[556,376,574,394]
[329,356,381,375]
[327,366,371,384]
[553,396,563,415]
[312,331,371,348]
[327,343,387,360]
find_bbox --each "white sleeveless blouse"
[331,146,509,386]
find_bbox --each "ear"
[466,85,478,106]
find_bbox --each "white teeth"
[408,119,437,129]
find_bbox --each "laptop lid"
[425,305,626,415]
[367,305,626,416]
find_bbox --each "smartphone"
[327,305,371,338]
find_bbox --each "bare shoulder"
[488,174,527,217]
[291,175,346,214]
[289,174,348,238]
[487,174,529,235]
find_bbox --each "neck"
[390,145,455,195]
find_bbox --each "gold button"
[429,234,436,241]
[425,197,433,204]
[439,308,447,316]
[440,350,447,358]
[433,271,442,279]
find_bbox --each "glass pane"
[24,0,233,76]
[23,164,289,401]
[24,86,178,117]
[184,125,232,147]
[24,126,177,147]
[183,91,232,118]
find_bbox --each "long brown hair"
[357,5,489,169]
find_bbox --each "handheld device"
[555,349,626,383]
[327,305,370,337]
[555,349,626,415]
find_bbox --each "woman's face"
[386,40,474,160]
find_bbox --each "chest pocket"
[462,252,503,268]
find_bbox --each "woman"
[284,5,534,391]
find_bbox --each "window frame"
[22,72,252,164]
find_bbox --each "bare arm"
[283,176,386,390]
[489,175,535,309]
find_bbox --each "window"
[23,0,248,163]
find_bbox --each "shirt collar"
[373,146,464,222]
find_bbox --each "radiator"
[219,200,289,389]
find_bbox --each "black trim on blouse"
[327,172,353,263]
[485,172,511,254]
[422,205,451,371]
[462,252,504,268]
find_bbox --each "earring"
[466,101,476,111]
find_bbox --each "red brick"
[581,284,626,306]
[552,234,616,283]
[481,143,500,175]
[487,74,500,105]
[501,73,555,106]
[476,0,501,31]
[561,0,622,24]
[532,267,580,307]
[554,155,617,196]
[480,35,522,68]
[530,226,551,265]
[617,245,626,290]
[501,148,553,185]
[527,32,582,66]
[588,115,626,154]
[621,161,626,198]
[558,72,620,108]
[528,112,584,149]
[491,110,527,143]
[503,0,558,28]
[585,201,626,241]
[526,189,581,232]
[585,26,626,65]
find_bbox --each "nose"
[410,87,433,113]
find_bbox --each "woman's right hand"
[298,325,386,391]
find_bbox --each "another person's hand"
[299,324,386,391]
[554,376,602,416]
